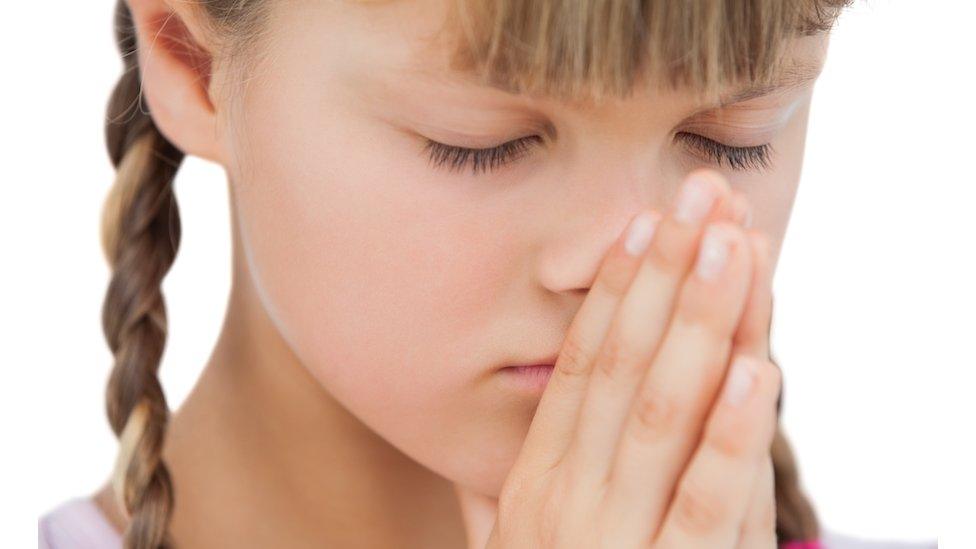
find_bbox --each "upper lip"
[505,352,560,369]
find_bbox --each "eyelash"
[673,132,775,173]
[423,136,543,175]
[422,132,774,175]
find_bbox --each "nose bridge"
[531,89,697,292]
[533,137,674,294]
[562,94,679,208]
[561,127,671,225]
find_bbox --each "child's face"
[218,0,828,496]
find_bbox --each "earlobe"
[126,0,225,164]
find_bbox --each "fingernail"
[723,355,760,407]
[624,211,658,256]
[695,224,732,282]
[674,175,716,225]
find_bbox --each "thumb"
[453,483,500,549]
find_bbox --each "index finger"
[511,208,661,477]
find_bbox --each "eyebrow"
[409,56,824,112]
[715,59,825,107]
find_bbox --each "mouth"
[499,363,555,394]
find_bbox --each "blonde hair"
[447,0,848,105]
[102,0,851,547]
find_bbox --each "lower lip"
[500,364,554,394]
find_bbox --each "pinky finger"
[653,355,781,549]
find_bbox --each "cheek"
[225,78,522,491]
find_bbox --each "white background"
[3,0,970,546]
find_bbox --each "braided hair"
[101,1,184,546]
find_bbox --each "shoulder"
[38,496,122,549]
[821,529,938,549]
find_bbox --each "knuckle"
[555,336,592,379]
[594,332,638,380]
[629,385,684,443]
[704,423,751,461]
[671,476,728,535]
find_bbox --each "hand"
[458,170,781,549]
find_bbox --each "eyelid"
[686,98,803,136]
[410,118,556,150]
[676,122,781,148]
[424,134,527,150]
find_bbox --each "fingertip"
[686,168,733,212]
[688,167,730,193]
[747,230,772,265]
[730,191,750,227]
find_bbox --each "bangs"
[443,0,853,105]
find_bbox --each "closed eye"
[674,132,775,173]
[422,135,544,175]
[421,132,775,175]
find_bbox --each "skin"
[93,0,831,546]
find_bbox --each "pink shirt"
[39,496,935,548]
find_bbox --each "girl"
[39,0,920,547]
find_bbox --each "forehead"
[326,0,829,108]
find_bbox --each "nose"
[534,167,733,296]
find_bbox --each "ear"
[125,0,225,164]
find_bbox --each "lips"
[505,352,560,370]
[500,363,555,394]
[506,364,555,373]
[499,352,559,395]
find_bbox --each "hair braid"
[768,293,821,542]
[101,1,185,547]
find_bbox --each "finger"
[736,454,777,549]
[728,231,777,547]
[511,208,661,477]
[729,190,751,229]
[602,220,755,539]
[733,230,774,359]
[654,355,782,549]
[721,188,744,224]
[562,170,734,486]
